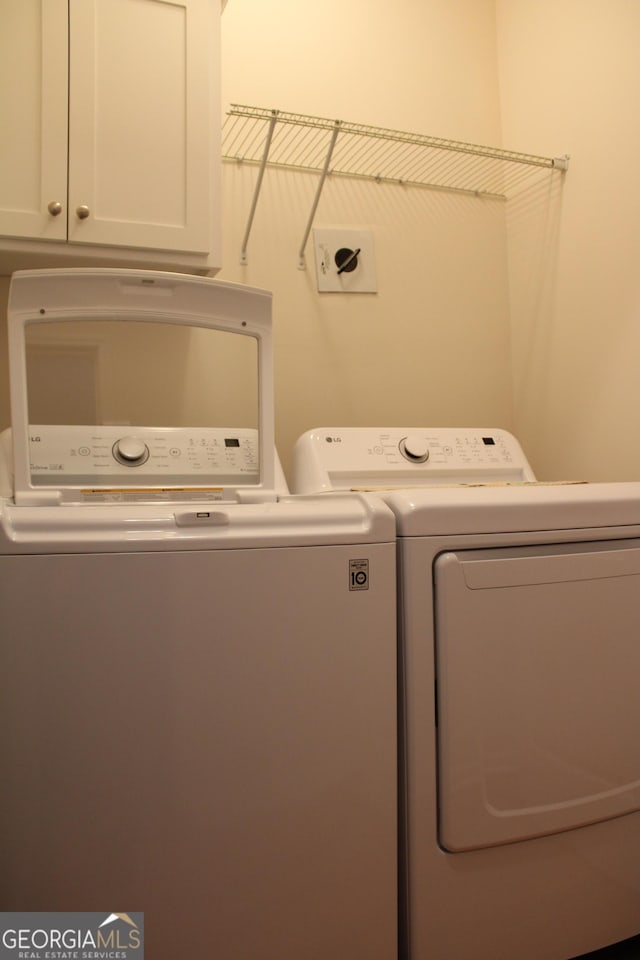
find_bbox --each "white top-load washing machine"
[292,427,640,960]
[0,272,397,960]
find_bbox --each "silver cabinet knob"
[76,205,90,220]
[47,201,62,216]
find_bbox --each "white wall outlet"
[313,229,378,293]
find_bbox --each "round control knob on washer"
[113,436,150,466]
[399,435,430,463]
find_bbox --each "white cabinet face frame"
[0,0,68,241]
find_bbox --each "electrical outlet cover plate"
[313,229,378,293]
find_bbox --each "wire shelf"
[222,104,569,266]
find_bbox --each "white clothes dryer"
[292,426,640,960]
[0,273,398,960]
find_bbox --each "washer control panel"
[26,425,260,487]
[292,427,536,493]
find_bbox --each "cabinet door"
[68,0,215,254]
[0,0,68,241]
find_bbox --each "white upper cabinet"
[0,0,221,274]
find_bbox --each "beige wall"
[0,0,516,482]
[217,0,515,477]
[497,0,640,480]
[10,2,633,484]
[220,0,502,140]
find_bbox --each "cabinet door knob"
[47,201,63,216]
[76,205,90,220]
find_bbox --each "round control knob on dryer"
[113,436,150,466]
[399,435,430,463]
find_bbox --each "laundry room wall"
[7,1,603,484]
[0,0,514,477]
[216,0,516,478]
[496,0,640,481]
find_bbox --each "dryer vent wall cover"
[313,229,377,293]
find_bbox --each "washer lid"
[0,492,396,552]
[6,268,279,505]
[382,481,640,535]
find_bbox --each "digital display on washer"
[225,438,241,447]
[482,437,495,445]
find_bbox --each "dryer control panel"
[292,427,536,493]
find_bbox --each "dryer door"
[435,538,640,852]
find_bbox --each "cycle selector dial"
[399,435,430,463]
[112,436,150,466]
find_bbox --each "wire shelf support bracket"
[297,119,341,270]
